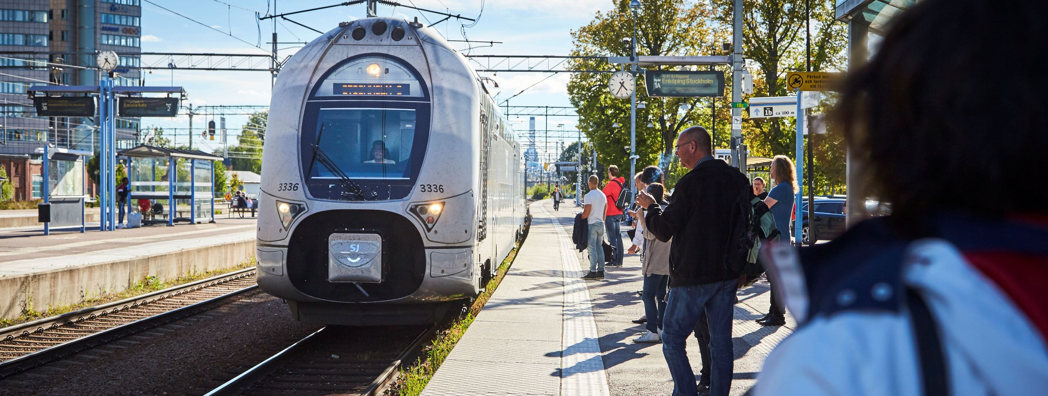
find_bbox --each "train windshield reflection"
[309,108,417,180]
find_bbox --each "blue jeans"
[642,274,668,333]
[587,221,605,272]
[118,200,126,223]
[662,280,738,396]
[605,214,623,265]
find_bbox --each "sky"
[141,0,616,156]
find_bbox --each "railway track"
[0,268,259,378]
[206,325,437,396]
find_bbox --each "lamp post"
[628,0,641,204]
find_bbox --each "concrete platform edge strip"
[545,205,612,396]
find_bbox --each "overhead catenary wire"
[143,0,270,53]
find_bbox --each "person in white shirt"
[581,175,607,280]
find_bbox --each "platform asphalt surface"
[424,199,796,395]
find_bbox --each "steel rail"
[205,324,438,396]
[0,268,258,379]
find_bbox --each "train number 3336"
[419,184,444,193]
[277,183,300,192]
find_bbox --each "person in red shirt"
[602,165,626,267]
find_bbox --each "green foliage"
[0,199,40,210]
[229,111,266,173]
[143,126,172,148]
[0,165,13,202]
[213,161,228,196]
[568,0,730,172]
[527,184,550,200]
[229,172,243,192]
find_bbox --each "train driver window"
[311,108,417,180]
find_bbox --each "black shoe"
[581,271,600,280]
[632,316,647,324]
[755,313,770,323]
[697,383,710,395]
[596,271,605,279]
[761,316,786,326]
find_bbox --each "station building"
[0,0,143,201]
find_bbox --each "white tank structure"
[255,18,527,326]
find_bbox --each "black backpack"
[611,179,630,211]
[724,184,779,277]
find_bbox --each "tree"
[213,161,228,196]
[229,172,244,193]
[568,0,729,173]
[228,111,266,173]
[0,165,13,202]
[142,126,172,148]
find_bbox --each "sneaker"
[634,331,661,343]
[581,271,603,280]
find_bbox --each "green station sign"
[645,71,725,98]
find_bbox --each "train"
[254,17,528,326]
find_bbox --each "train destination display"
[645,71,725,97]
[118,98,180,117]
[34,97,96,117]
[334,83,411,96]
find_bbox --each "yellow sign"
[786,72,843,91]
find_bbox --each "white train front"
[254,18,527,326]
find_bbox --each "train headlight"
[276,200,305,229]
[366,63,382,77]
[411,201,445,231]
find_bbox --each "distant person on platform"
[581,175,607,280]
[364,141,395,164]
[117,177,130,224]
[553,185,563,211]
[602,165,627,267]
[752,176,768,200]
[637,126,749,396]
[756,0,1048,395]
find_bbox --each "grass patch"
[393,224,528,396]
[0,258,256,329]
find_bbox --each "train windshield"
[309,108,417,180]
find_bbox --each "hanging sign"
[785,72,844,91]
[645,71,725,97]
[749,96,798,118]
[118,97,179,117]
[34,97,95,117]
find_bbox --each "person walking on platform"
[603,165,627,267]
[756,156,797,327]
[637,126,749,396]
[634,182,671,344]
[117,177,130,225]
[756,1,1048,394]
[553,186,562,211]
[581,175,607,280]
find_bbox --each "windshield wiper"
[306,124,371,200]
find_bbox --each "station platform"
[423,199,796,396]
[0,208,101,229]
[0,217,256,321]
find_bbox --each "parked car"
[788,198,847,244]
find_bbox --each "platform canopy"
[118,145,222,161]
[836,0,917,34]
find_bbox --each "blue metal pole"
[126,156,132,226]
[190,159,196,224]
[794,89,805,245]
[43,145,49,236]
[108,80,116,231]
[98,81,107,231]
[209,160,215,223]
[168,156,175,226]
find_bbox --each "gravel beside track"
[0,269,258,372]
[210,325,433,396]
[0,293,323,396]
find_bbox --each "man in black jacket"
[637,126,749,396]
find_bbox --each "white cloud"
[142,35,162,42]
